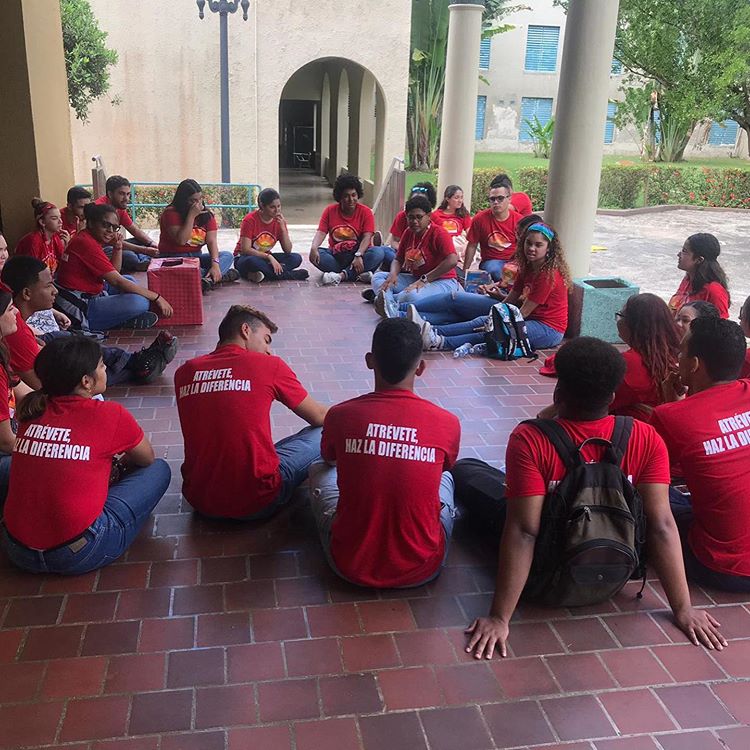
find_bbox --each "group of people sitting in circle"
[0,167,747,659]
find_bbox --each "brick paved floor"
[0,258,748,750]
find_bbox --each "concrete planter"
[567,277,640,343]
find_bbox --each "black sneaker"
[121,311,158,329]
[129,347,168,384]
[146,330,178,363]
[290,269,309,281]
[222,268,240,283]
[361,289,376,303]
[201,277,214,294]
[372,230,383,246]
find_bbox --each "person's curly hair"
[333,174,363,202]
[515,222,572,288]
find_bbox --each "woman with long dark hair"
[432,184,472,261]
[1,337,171,575]
[158,178,237,292]
[674,300,720,338]
[669,233,730,318]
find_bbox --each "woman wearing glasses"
[55,203,173,331]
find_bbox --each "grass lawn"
[405,152,750,195]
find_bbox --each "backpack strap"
[522,418,581,470]
[609,415,634,464]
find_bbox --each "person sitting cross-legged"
[454,336,727,658]
[309,318,461,588]
[309,174,384,286]
[652,317,750,592]
[233,188,308,283]
[174,305,328,520]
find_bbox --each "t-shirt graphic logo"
[488,230,512,250]
[254,231,276,253]
[331,224,358,253]
[441,218,461,235]
[403,246,426,272]
[188,226,208,248]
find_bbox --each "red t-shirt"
[466,209,520,261]
[234,210,281,255]
[60,207,82,236]
[610,349,662,422]
[0,366,14,425]
[56,230,115,295]
[651,380,750,576]
[94,195,134,230]
[318,203,375,253]
[512,268,569,333]
[668,276,729,319]
[158,207,218,255]
[4,397,143,549]
[5,313,41,374]
[510,192,533,217]
[430,209,472,237]
[321,389,460,587]
[174,345,309,517]
[506,416,670,499]
[396,223,457,280]
[741,350,750,379]
[15,231,65,274]
[389,210,408,239]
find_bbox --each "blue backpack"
[484,302,537,361]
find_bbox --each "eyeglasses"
[489,195,510,203]
[100,221,122,232]
[614,312,624,320]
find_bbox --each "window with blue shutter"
[519,97,553,142]
[604,102,617,144]
[475,95,487,140]
[524,26,560,72]
[611,58,622,75]
[479,38,491,70]
[708,120,739,146]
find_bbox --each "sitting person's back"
[310,318,461,588]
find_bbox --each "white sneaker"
[406,304,426,329]
[356,271,373,284]
[320,271,343,286]
[375,289,399,318]
[421,321,444,351]
[247,271,264,283]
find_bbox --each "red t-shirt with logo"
[321,389,460,587]
[668,276,729,319]
[60,207,83,236]
[15,231,65,274]
[512,268,569,333]
[94,195,134,230]
[430,209,472,237]
[0,366,14,425]
[4,397,144,549]
[234,210,281,256]
[610,349,662,422]
[510,192,534,217]
[396,224,457,280]
[158,207,218,255]
[56,230,115,295]
[466,208,520,261]
[389,210,407,239]
[5,313,41,374]
[651,380,750,576]
[318,203,375,253]
[506,415,670,499]
[174,345,309,517]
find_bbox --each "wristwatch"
[420,274,428,283]
[354,251,363,258]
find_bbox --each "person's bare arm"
[102,270,173,318]
[519,299,540,318]
[204,230,223,283]
[402,253,458,294]
[110,233,123,273]
[380,258,403,292]
[128,223,158,249]
[385,233,400,251]
[292,396,328,427]
[0,418,16,454]
[17,369,42,391]
[277,215,293,253]
[122,435,155,467]
[309,230,327,266]
[166,204,203,246]
[462,242,478,271]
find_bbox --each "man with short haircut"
[175,305,327,519]
[455,336,725,658]
[95,175,159,271]
[652,317,750,592]
[61,186,92,236]
[310,318,461,588]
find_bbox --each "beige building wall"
[69,0,410,192]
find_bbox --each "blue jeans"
[479,259,506,281]
[1,460,171,575]
[401,290,495,325]
[372,273,460,305]
[309,462,456,587]
[436,316,563,350]
[313,247,384,281]
[104,241,152,273]
[0,453,11,511]
[234,252,303,280]
[86,274,151,330]
[171,250,234,278]
[380,246,397,270]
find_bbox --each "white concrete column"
[320,73,331,178]
[437,1,484,210]
[357,71,376,180]
[374,85,387,190]
[543,0,620,278]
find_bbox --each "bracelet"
[211,259,220,264]
[154,294,161,302]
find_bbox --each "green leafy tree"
[60,0,118,121]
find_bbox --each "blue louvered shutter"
[519,97,553,142]
[708,120,739,146]
[475,96,487,140]
[604,102,617,144]
[611,58,622,74]
[479,38,491,70]
[525,26,560,72]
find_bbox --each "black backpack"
[521,416,647,608]
[484,302,537,361]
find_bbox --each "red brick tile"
[435,662,503,705]
[546,653,616,691]
[105,652,166,693]
[0,660,45,702]
[224,579,277,610]
[378,665,443,710]
[0,701,63,748]
[0,629,22,662]
[41,572,97,593]
[599,689,676,734]
[197,612,252,646]
[252,606,308,641]
[257,678,319,722]
[408,596,466,628]
[161,732,225,750]
[541,695,616,741]
[595,738,660,750]
[652,643,726,681]
[149,559,199,588]
[708,604,750,638]
[285,637,343,676]
[195,684,257,728]
[599,647,673,688]
[420,706,494,750]
[710,638,750,677]
[3,595,63,626]
[41,655,107,698]
[116,588,171,619]
[603,613,671,647]
[307,602,362,637]
[129,689,193,734]
[126,536,178,562]
[712,680,750,723]
[138,617,194,653]
[360,712,428,750]
[276,576,329,606]
[508,621,565,657]
[249,552,297,579]
[341,633,401,671]
[553,617,618,652]
[319,673,382,715]
[62,592,119,623]
[93,739,159,750]
[295,718,361,750]
[358,600,417,633]
[82,620,140,656]
[21,624,83,660]
[656,731,726,750]
[394,628,458,666]
[60,695,130,741]
[96,562,151,591]
[227,642,286,683]
[482,700,555,748]
[228,725,292,750]
[491,655,559,698]
[168,647,225,688]
[717,726,750,750]
[201,555,248,583]
[173,584,224,615]
[656,684,735,729]
[0,571,42,597]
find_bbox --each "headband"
[528,223,554,242]
[33,201,57,219]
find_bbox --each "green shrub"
[598,165,650,209]
[517,167,549,210]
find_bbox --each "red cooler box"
[147,257,204,327]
